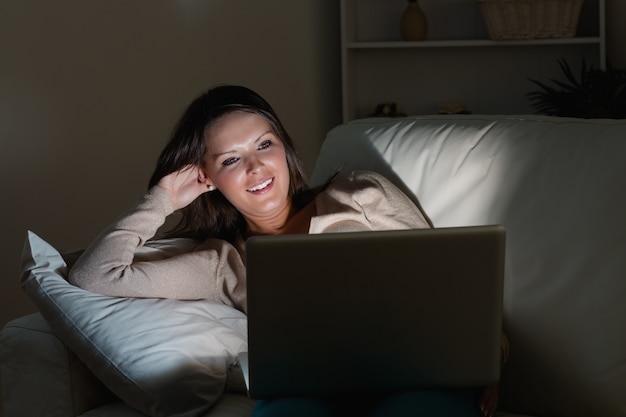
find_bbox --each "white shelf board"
[345,37,603,49]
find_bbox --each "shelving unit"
[341,0,606,121]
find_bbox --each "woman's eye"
[258,140,272,150]
[222,157,239,166]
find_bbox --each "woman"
[69,85,502,417]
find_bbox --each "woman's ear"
[198,168,216,191]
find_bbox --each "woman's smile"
[247,177,274,194]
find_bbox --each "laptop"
[240,225,506,399]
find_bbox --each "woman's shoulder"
[314,170,405,209]
[312,170,432,231]
[322,170,398,195]
[326,169,392,186]
[345,169,391,182]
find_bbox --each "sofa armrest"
[1,313,115,417]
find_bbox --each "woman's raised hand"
[156,165,213,211]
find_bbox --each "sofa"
[2,114,625,417]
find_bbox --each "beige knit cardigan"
[69,171,431,313]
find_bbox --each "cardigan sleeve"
[68,186,247,312]
[311,170,431,233]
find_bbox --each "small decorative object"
[475,0,583,40]
[368,102,408,118]
[401,0,428,41]
[438,101,472,115]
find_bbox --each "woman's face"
[202,111,291,229]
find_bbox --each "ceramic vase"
[401,0,428,41]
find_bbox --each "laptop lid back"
[245,225,505,399]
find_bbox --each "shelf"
[341,0,605,121]
[345,37,603,49]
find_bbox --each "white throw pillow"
[20,231,248,417]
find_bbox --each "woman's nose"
[246,156,263,173]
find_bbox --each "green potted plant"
[527,58,626,119]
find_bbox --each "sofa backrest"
[311,115,626,417]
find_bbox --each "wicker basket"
[476,0,584,40]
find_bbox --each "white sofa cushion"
[20,231,248,417]
[312,115,626,417]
